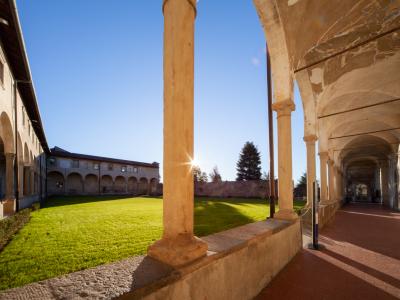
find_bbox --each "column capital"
[272,100,295,117]
[5,152,16,160]
[318,151,328,159]
[303,134,317,144]
[163,0,197,17]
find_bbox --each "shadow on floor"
[256,203,400,300]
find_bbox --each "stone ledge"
[0,219,300,300]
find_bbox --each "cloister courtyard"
[0,196,305,290]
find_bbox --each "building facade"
[47,147,159,196]
[0,0,159,218]
[0,0,48,218]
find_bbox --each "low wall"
[120,219,301,300]
[194,180,278,198]
[319,200,342,229]
[19,195,39,210]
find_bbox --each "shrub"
[0,208,32,251]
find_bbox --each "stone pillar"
[148,0,207,267]
[328,159,335,202]
[381,162,389,206]
[319,152,328,204]
[388,156,396,208]
[272,100,297,220]
[5,153,15,199]
[30,169,35,195]
[304,135,317,206]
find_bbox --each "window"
[93,163,99,170]
[72,160,79,168]
[134,167,138,173]
[0,59,4,86]
[121,166,127,172]
[127,166,133,173]
[28,123,31,136]
[108,163,113,171]
[48,157,56,166]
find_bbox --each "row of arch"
[48,171,158,196]
[0,111,42,202]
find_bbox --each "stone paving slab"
[0,256,174,300]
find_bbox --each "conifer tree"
[236,142,262,181]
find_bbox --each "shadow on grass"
[43,195,161,209]
[194,199,259,237]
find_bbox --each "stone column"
[381,162,389,206]
[148,0,207,267]
[272,100,297,220]
[30,169,35,195]
[328,159,335,202]
[319,152,328,204]
[304,135,317,206]
[5,153,15,199]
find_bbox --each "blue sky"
[18,0,308,182]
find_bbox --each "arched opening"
[47,171,65,196]
[340,135,395,206]
[66,172,83,194]
[23,143,30,196]
[0,137,5,199]
[128,177,138,195]
[114,176,127,194]
[0,112,15,202]
[101,175,113,194]
[138,177,148,195]
[149,178,158,195]
[84,174,98,194]
[17,134,23,197]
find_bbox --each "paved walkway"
[256,203,400,299]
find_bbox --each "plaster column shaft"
[304,135,317,206]
[381,163,389,206]
[272,100,297,220]
[328,159,335,202]
[5,153,15,199]
[319,152,328,204]
[148,0,207,267]
[30,169,35,195]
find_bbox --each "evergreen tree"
[209,166,222,182]
[297,172,307,188]
[236,142,262,181]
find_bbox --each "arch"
[139,177,148,195]
[23,143,29,164]
[17,133,23,195]
[0,137,5,199]
[0,112,14,153]
[66,172,83,194]
[47,171,65,196]
[84,174,98,194]
[253,0,293,103]
[128,176,138,194]
[149,178,158,195]
[101,175,113,194]
[114,176,127,193]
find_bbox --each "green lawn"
[0,196,305,290]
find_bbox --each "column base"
[3,198,16,216]
[274,209,298,221]
[148,233,208,268]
